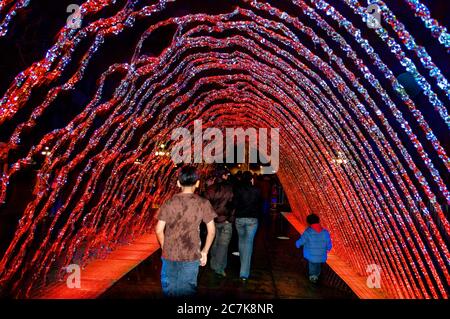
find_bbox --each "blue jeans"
[210,222,233,273]
[308,261,322,277]
[161,258,200,297]
[235,217,258,279]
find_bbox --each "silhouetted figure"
[155,166,216,297]
[204,167,234,277]
[233,171,262,280]
[235,170,243,183]
[295,213,332,284]
[255,174,272,216]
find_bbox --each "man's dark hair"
[178,165,199,186]
[306,213,320,225]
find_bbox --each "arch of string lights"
[0,0,448,298]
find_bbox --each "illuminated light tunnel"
[0,0,449,299]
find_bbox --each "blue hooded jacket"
[296,226,332,263]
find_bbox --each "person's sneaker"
[309,275,319,284]
[215,270,226,277]
[240,277,248,282]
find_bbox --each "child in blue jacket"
[296,213,332,283]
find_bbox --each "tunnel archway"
[0,0,448,298]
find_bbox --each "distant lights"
[41,146,51,156]
[155,151,169,156]
[155,143,169,156]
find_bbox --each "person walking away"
[295,213,332,283]
[204,167,234,277]
[254,174,272,217]
[155,166,217,297]
[233,171,262,281]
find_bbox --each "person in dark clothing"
[204,167,234,277]
[233,171,262,280]
[235,170,243,184]
[254,174,272,217]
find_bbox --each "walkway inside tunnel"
[100,208,356,299]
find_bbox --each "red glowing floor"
[34,213,385,299]
[33,233,159,299]
[101,211,356,299]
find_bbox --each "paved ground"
[101,211,356,299]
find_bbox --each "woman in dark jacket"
[204,168,234,277]
[233,171,262,280]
